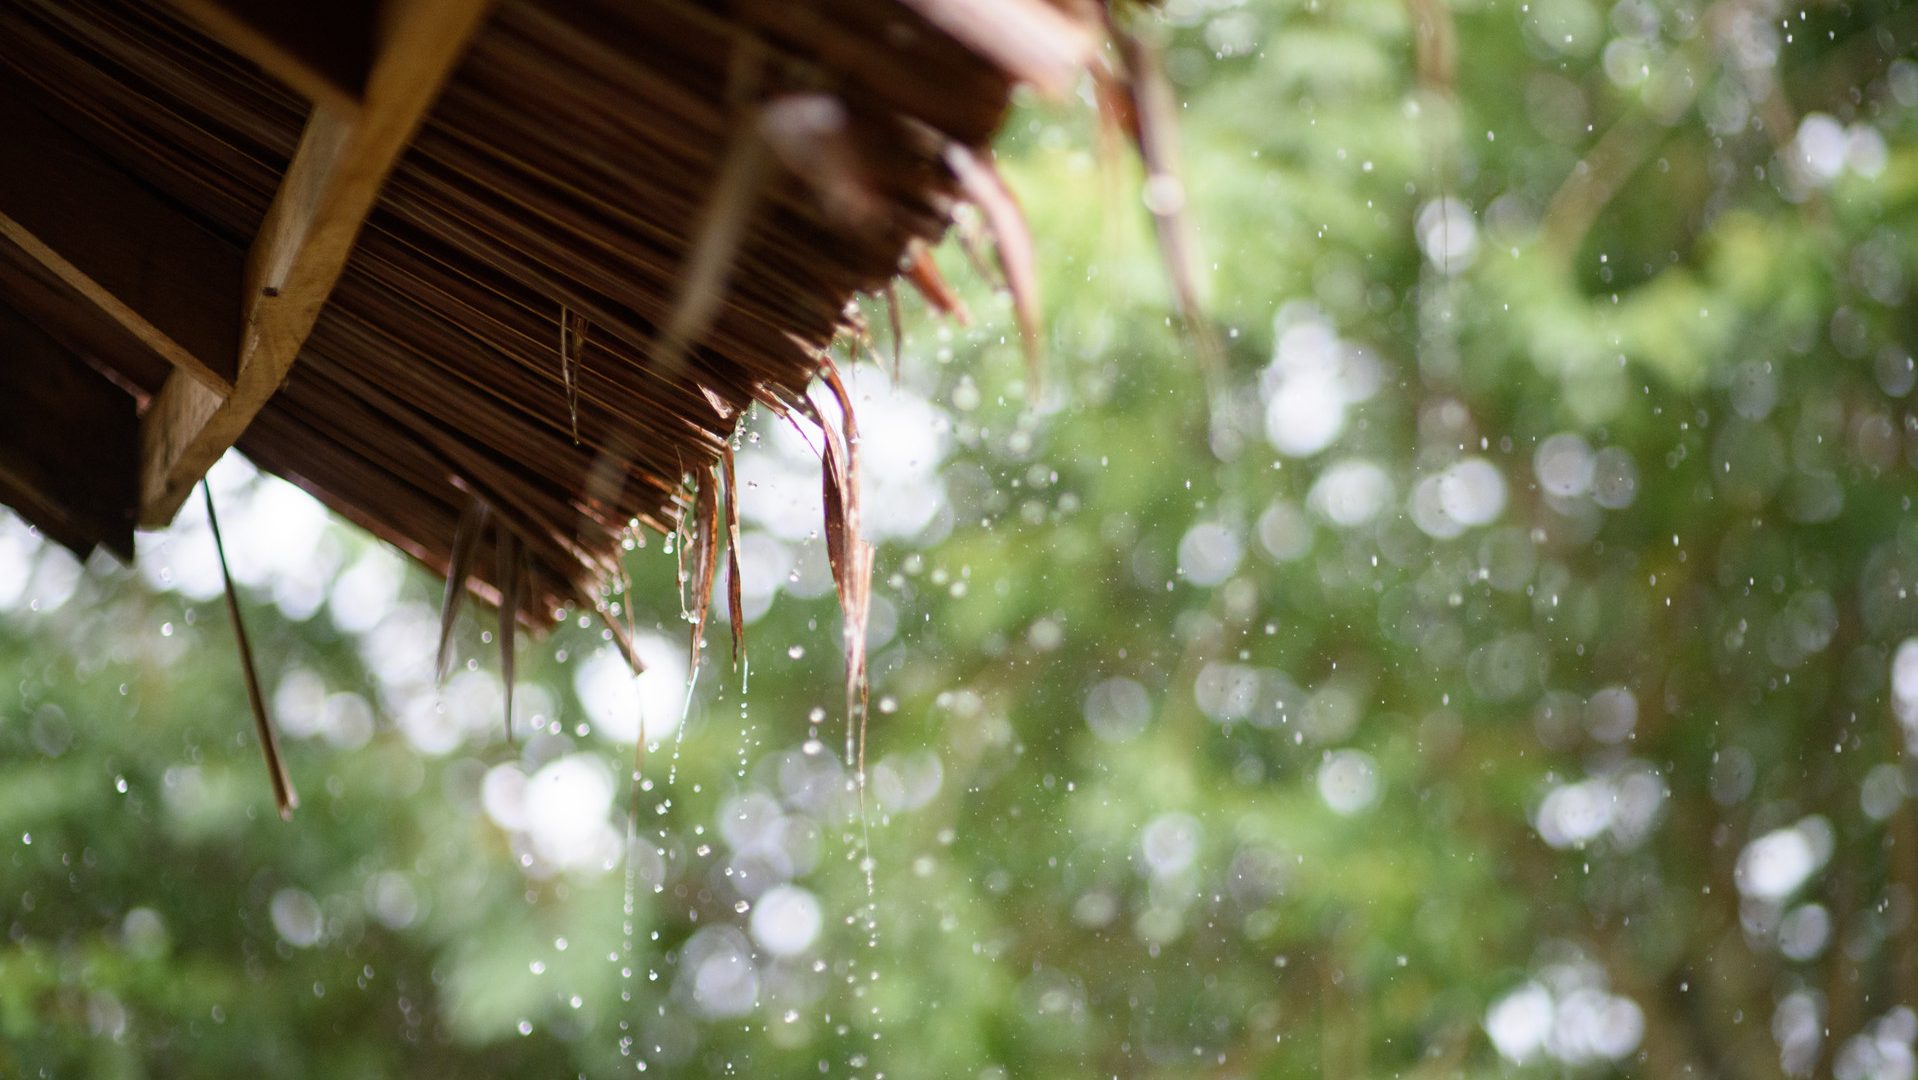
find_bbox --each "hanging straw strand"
[203,481,297,821]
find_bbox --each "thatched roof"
[0,0,1193,811]
[1,0,1108,600]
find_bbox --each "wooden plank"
[0,81,243,394]
[0,301,140,560]
[139,0,496,528]
[0,240,175,400]
[165,0,378,108]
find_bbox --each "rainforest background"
[6,0,1918,1076]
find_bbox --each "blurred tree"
[5,0,1918,1077]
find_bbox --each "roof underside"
[0,0,1094,625]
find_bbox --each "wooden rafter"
[0,80,243,395]
[0,244,178,403]
[138,0,496,528]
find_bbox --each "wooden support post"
[138,0,495,528]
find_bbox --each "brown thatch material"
[0,0,1102,613]
[245,0,1044,628]
[0,0,1202,807]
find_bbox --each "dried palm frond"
[945,143,1043,389]
[437,496,492,683]
[1103,12,1224,374]
[559,305,589,443]
[721,441,745,668]
[902,240,971,325]
[814,362,874,774]
[686,462,721,676]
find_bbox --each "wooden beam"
[0,242,176,401]
[165,0,378,108]
[0,301,140,561]
[139,0,495,528]
[0,82,243,394]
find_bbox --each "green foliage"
[5,0,1918,1076]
